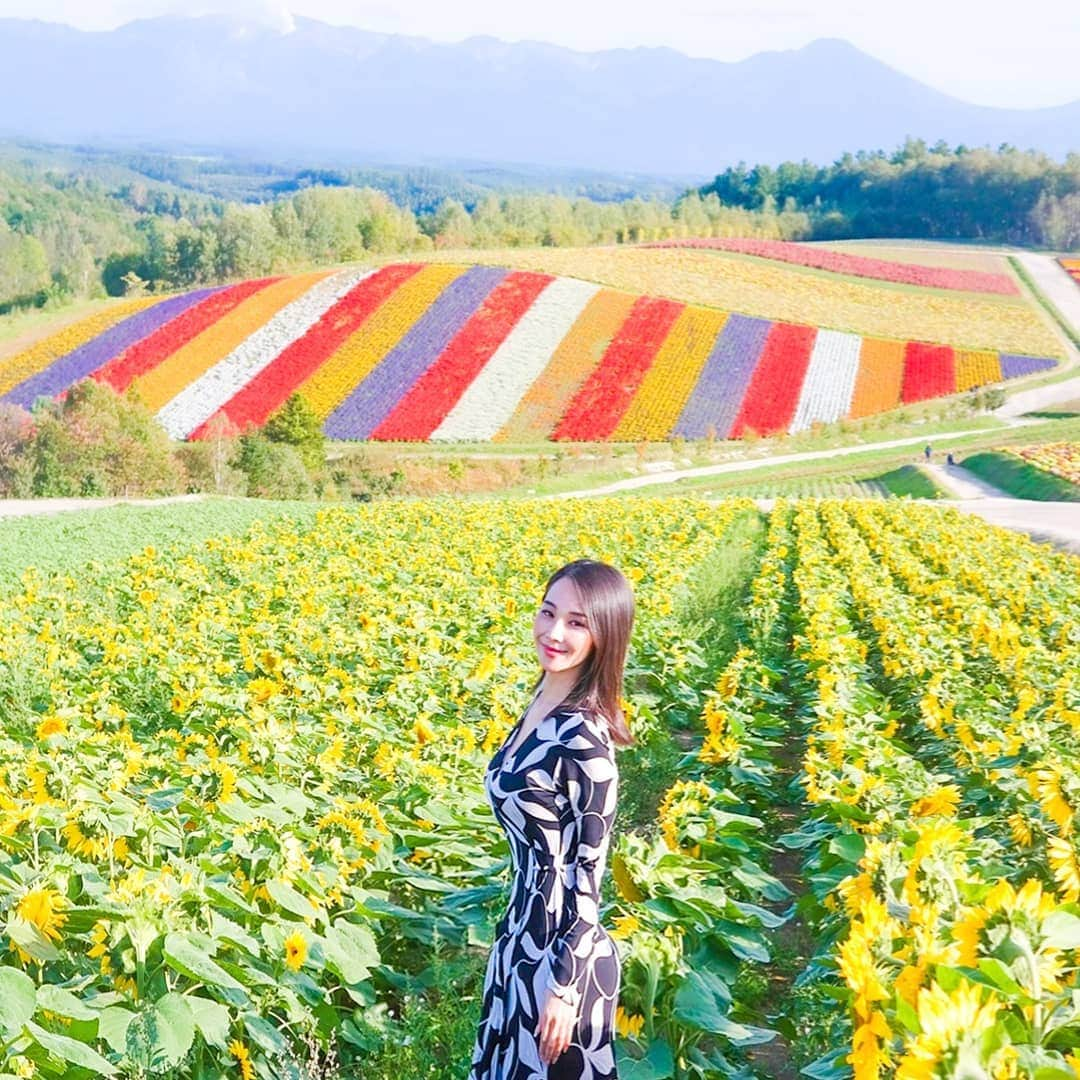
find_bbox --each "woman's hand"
[538,990,577,1065]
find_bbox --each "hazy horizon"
[1,0,1078,112]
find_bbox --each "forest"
[702,139,1080,247]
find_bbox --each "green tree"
[262,392,326,472]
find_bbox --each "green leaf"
[265,879,320,921]
[151,993,195,1068]
[616,1036,675,1080]
[323,920,380,984]
[714,919,770,963]
[0,967,36,1034]
[36,985,99,1021]
[26,1019,118,1075]
[242,1012,286,1056]
[210,910,260,956]
[673,971,732,1032]
[163,931,248,999]
[828,833,866,864]
[977,958,1024,997]
[5,915,60,964]
[96,1006,135,1056]
[1042,910,1080,950]
[186,996,230,1050]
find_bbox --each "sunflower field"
[0,495,1078,1080]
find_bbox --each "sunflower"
[229,1039,255,1080]
[283,931,308,972]
[9,885,68,965]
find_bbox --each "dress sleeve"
[544,712,618,1011]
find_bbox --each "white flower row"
[156,269,375,440]
[789,329,861,433]
[430,277,600,442]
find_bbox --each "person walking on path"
[924,443,933,461]
[468,558,635,1080]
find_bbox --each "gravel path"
[0,494,205,519]
[1015,253,1080,339]
[923,462,1013,499]
[549,424,1016,499]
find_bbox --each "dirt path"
[548,423,1029,499]
[923,463,1013,499]
[0,494,205,519]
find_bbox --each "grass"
[579,415,1080,500]
[959,451,1080,502]
[876,464,945,499]
[0,497,321,595]
[616,508,767,834]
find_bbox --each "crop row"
[0,265,1058,444]
[643,238,1021,296]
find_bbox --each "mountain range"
[2,15,1078,177]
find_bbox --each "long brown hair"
[528,558,636,748]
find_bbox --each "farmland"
[0,493,1079,1079]
[0,250,1063,447]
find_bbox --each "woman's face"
[533,576,595,675]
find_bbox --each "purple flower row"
[323,266,508,440]
[3,287,221,409]
[672,314,771,440]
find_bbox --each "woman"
[468,558,635,1080]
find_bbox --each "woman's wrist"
[544,974,581,1008]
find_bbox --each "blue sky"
[2,0,1078,111]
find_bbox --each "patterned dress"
[468,705,621,1080]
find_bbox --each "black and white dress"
[468,705,621,1080]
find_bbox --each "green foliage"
[232,431,315,499]
[0,499,322,597]
[263,393,326,472]
[27,379,183,497]
[0,402,35,496]
[874,464,944,499]
[960,449,1080,501]
[703,139,1080,244]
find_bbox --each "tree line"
[0,159,808,313]
[702,139,1080,248]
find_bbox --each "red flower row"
[729,323,816,437]
[552,297,683,441]
[372,272,553,441]
[645,238,1019,296]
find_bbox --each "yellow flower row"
[0,297,161,398]
[423,246,1064,356]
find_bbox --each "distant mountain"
[1,16,1077,176]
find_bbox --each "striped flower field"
[0,263,1060,443]
[1062,257,1080,289]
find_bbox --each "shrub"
[263,392,326,472]
[0,403,34,497]
[28,379,183,497]
[174,414,246,494]
[232,431,315,499]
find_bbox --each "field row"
[423,247,1062,357]
[643,238,1020,295]
[0,264,1057,445]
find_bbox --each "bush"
[174,414,246,494]
[263,392,326,472]
[28,379,183,497]
[0,404,34,497]
[232,432,315,499]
